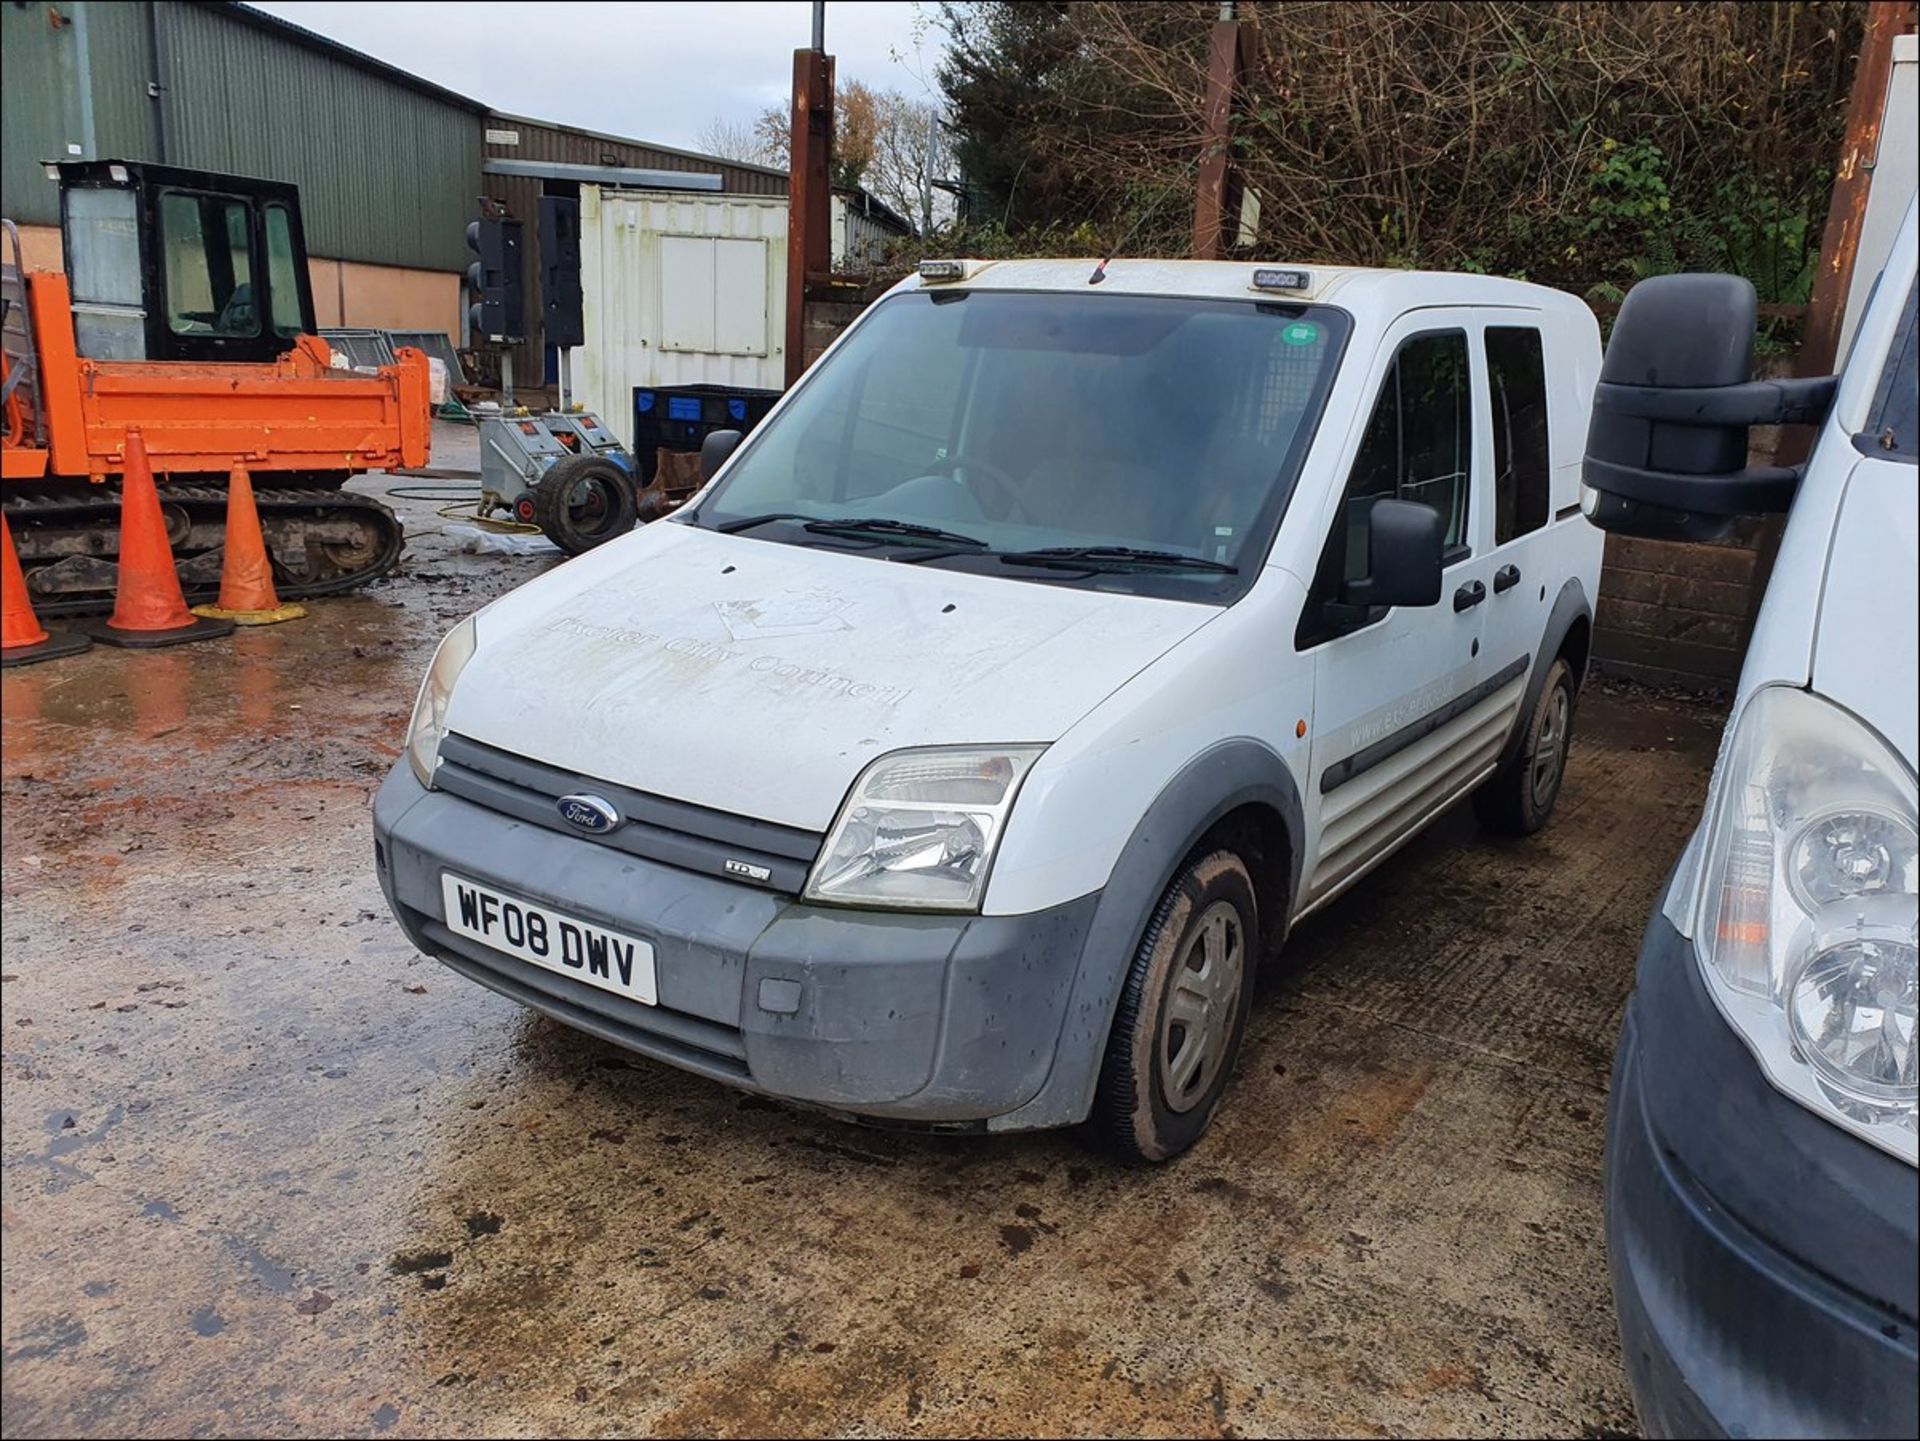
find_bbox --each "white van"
[1591,198,1918,1435]
[376,259,1603,1160]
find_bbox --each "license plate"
[440,873,657,1005]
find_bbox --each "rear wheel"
[1474,656,1576,835]
[1091,850,1258,1163]
[532,454,638,555]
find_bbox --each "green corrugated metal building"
[3,0,811,362]
[3,0,483,327]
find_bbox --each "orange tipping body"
[6,271,432,484]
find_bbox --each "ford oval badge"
[557,793,621,833]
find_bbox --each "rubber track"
[3,481,406,617]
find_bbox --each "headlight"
[1684,685,1916,1162]
[405,617,478,788]
[804,746,1044,911]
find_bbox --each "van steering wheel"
[945,454,1034,524]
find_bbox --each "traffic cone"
[80,428,234,648]
[191,465,306,625]
[1,511,90,667]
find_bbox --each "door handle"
[1453,580,1486,612]
[1493,564,1521,594]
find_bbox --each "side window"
[1487,327,1550,541]
[263,204,305,339]
[1299,330,1471,647]
[64,186,146,360]
[160,192,258,338]
[1394,332,1472,546]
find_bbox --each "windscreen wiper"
[999,546,1239,575]
[713,511,815,534]
[802,516,990,549]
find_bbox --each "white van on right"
[1586,196,1917,1438]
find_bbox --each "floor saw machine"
[471,402,639,555]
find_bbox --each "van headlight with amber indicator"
[805,746,1044,911]
[1677,685,1917,1163]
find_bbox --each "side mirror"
[1582,273,1837,541]
[1343,497,1443,609]
[700,428,743,484]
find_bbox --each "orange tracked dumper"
[1,160,431,614]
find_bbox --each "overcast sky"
[249,2,944,153]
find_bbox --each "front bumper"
[373,763,1098,1126]
[1604,896,1918,1439]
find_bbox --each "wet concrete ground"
[2,426,1726,1438]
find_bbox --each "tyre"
[1473,656,1576,836]
[532,454,638,555]
[1092,849,1259,1163]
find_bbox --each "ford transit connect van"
[375,259,1603,1160]
[1587,198,1918,1435]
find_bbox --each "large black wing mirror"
[700,428,743,483]
[1342,497,1444,609]
[1582,274,1837,541]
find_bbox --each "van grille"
[434,733,822,895]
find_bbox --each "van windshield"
[692,289,1352,600]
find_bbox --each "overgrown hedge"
[931,1,1865,307]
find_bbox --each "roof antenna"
[1088,157,1205,285]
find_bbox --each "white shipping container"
[578,185,789,448]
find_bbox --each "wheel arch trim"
[1494,575,1592,774]
[987,736,1304,1131]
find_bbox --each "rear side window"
[1299,330,1471,646]
[263,203,305,339]
[1487,327,1550,541]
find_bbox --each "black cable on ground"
[387,483,541,534]
[386,485,479,502]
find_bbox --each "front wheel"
[1091,850,1259,1163]
[1474,656,1576,836]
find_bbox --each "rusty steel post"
[1193,4,1250,260]
[1796,0,1916,385]
[1739,0,1915,648]
[785,42,834,389]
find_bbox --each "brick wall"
[1589,354,1797,691]
[1591,522,1767,688]
[802,297,868,371]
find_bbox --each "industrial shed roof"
[219,2,488,113]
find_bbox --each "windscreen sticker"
[1281,322,1320,347]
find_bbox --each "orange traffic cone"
[2,511,90,666]
[191,465,305,625]
[80,428,234,648]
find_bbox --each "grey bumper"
[373,763,1099,1125]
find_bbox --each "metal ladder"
[2,217,44,447]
